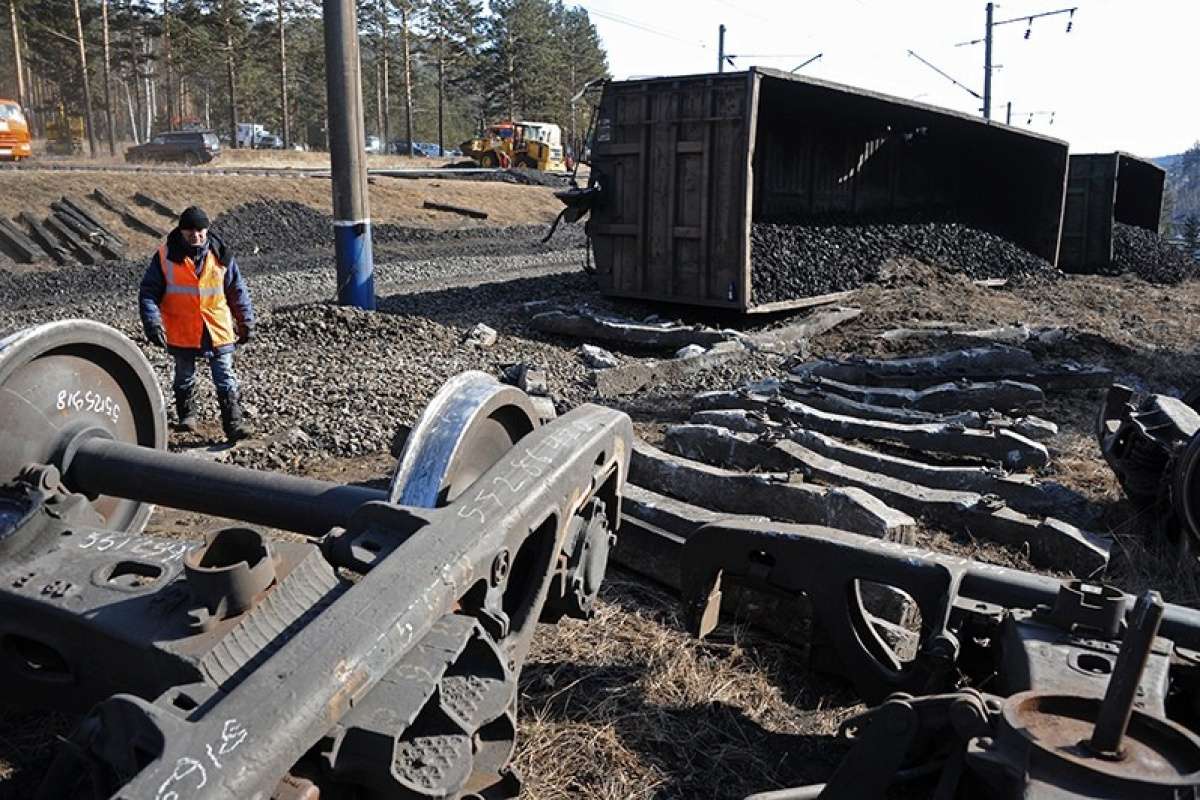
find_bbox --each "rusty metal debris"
[0,319,631,799]
[681,521,1200,799]
[1099,384,1200,552]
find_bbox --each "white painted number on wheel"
[56,388,121,424]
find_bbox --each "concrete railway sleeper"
[663,423,1110,575]
[688,409,1086,517]
[789,345,1113,392]
[0,319,632,800]
[692,388,1050,470]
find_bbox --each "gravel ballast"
[0,198,786,472]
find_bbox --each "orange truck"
[0,99,32,161]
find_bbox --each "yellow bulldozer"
[460,120,566,172]
[46,108,85,156]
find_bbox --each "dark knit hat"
[179,206,210,231]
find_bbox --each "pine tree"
[421,0,481,154]
[0,0,608,154]
[554,5,607,157]
[1184,214,1200,260]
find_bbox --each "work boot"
[173,389,198,433]
[217,390,254,442]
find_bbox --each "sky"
[570,0,1199,158]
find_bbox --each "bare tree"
[379,0,389,147]
[8,2,24,111]
[400,2,413,156]
[72,0,98,155]
[163,0,174,129]
[221,0,238,147]
[277,0,289,148]
[142,33,152,140]
[101,0,116,153]
[123,78,138,144]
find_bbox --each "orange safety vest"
[157,244,237,349]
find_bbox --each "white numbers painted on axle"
[56,389,121,424]
[78,532,192,563]
[155,718,248,800]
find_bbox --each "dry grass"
[516,574,859,799]
[0,169,562,257]
[0,712,73,799]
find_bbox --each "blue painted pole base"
[334,221,376,310]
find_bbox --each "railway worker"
[138,205,255,442]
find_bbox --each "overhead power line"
[717,24,822,72]
[791,53,824,72]
[577,5,708,49]
[906,49,982,100]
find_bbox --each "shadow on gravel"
[373,268,806,340]
[375,271,595,325]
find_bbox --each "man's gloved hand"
[237,323,254,345]
[146,325,167,348]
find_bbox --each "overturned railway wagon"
[1059,151,1166,273]
[589,67,1069,312]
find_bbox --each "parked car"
[389,139,427,156]
[365,135,384,154]
[252,132,284,149]
[125,131,220,165]
[0,99,32,161]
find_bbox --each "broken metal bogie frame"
[1099,384,1200,552]
[0,320,632,799]
[682,521,1200,798]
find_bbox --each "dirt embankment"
[0,169,564,259]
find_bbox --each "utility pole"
[718,24,725,73]
[322,0,374,310]
[960,3,1076,121]
[982,2,993,120]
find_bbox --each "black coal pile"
[373,222,562,246]
[213,200,331,255]
[1112,222,1197,284]
[750,222,1058,304]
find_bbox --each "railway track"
[0,161,566,181]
